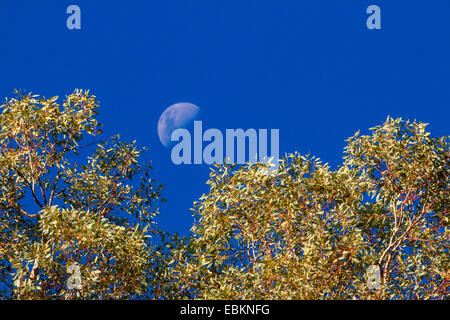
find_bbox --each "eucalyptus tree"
[0,90,166,299]
[171,117,449,299]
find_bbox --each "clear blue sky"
[0,1,449,235]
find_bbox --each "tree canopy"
[0,90,166,299]
[0,90,448,299]
[170,117,449,299]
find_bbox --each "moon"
[157,102,200,147]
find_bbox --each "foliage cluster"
[0,91,448,299]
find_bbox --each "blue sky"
[0,1,449,235]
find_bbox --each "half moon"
[157,102,200,147]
